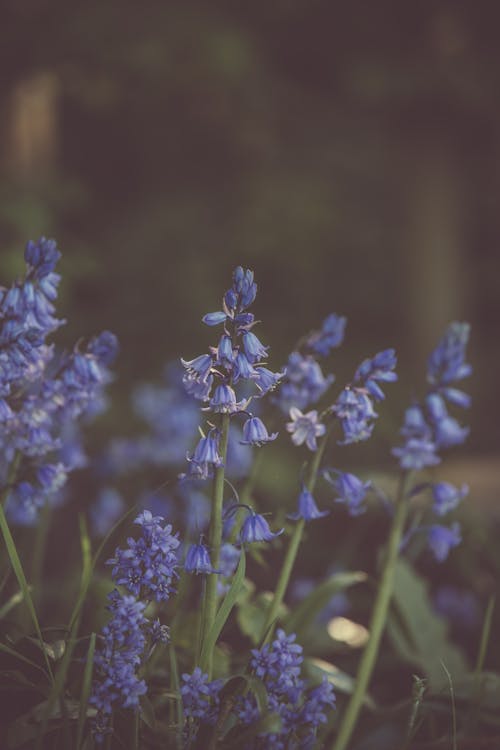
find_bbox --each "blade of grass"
[199,549,245,673]
[0,584,33,619]
[440,659,457,750]
[35,516,93,750]
[76,632,95,750]
[169,642,183,749]
[0,641,50,681]
[0,504,54,684]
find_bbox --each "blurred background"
[0,0,499,476]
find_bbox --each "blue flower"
[275,352,333,412]
[324,470,371,516]
[107,511,180,601]
[354,348,398,401]
[333,387,377,444]
[289,486,329,521]
[254,365,285,397]
[431,482,468,516]
[181,667,223,723]
[427,322,471,389]
[242,331,268,363]
[286,407,326,451]
[305,313,346,357]
[427,522,461,562]
[189,430,223,470]
[239,512,283,543]
[392,437,440,470]
[209,384,247,414]
[184,542,219,575]
[241,416,278,446]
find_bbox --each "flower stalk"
[332,471,411,750]
[259,422,332,644]
[199,412,231,677]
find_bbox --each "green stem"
[259,425,332,643]
[199,413,230,678]
[332,471,411,750]
[31,500,51,606]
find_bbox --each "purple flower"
[392,438,440,470]
[431,482,468,516]
[324,470,371,516]
[241,416,278,446]
[286,407,326,451]
[305,313,346,357]
[289,486,329,521]
[184,542,219,575]
[427,522,461,562]
[239,512,283,543]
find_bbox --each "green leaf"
[140,694,156,730]
[200,549,246,672]
[0,585,33,619]
[0,641,50,681]
[0,505,54,684]
[304,658,376,709]
[35,516,93,750]
[223,712,281,747]
[285,570,367,638]
[388,559,468,691]
[76,632,96,750]
[237,591,288,646]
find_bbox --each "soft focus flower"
[427,522,461,562]
[239,512,283,543]
[184,541,219,575]
[324,470,372,516]
[240,416,278,446]
[431,481,468,516]
[286,407,326,451]
[289,486,329,521]
[305,313,346,357]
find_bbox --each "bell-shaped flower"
[241,417,278,446]
[239,512,283,543]
[184,542,219,575]
[289,486,329,521]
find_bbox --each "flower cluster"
[238,629,335,748]
[333,348,397,444]
[392,323,472,561]
[182,267,282,480]
[107,510,180,600]
[91,511,178,740]
[393,323,471,469]
[0,238,118,524]
[274,313,346,414]
[180,630,335,748]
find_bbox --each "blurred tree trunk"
[1,71,59,180]
[405,139,466,364]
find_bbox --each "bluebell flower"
[431,481,468,516]
[427,322,471,389]
[107,511,180,601]
[189,430,223,470]
[275,352,333,412]
[286,407,326,451]
[427,522,461,562]
[181,353,214,381]
[209,383,247,414]
[90,488,125,537]
[216,335,234,367]
[184,541,219,575]
[254,365,285,397]
[180,667,223,723]
[242,330,268,363]
[217,542,241,595]
[202,311,228,326]
[392,437,440,470]
[305,313,346,357]
[433,585,481,631]
[333,387,377,444]
[90,591,148,741]
[354,348,398,401]
[239,512,283,543]
[241,416,278,446]
[5,482,43,526]
[233,351,258,381]
[324,470,371,516]
[289,486,329,521]
[232,266,257,309]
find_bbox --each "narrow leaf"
[76,632,96,750]
[200,549,245,672]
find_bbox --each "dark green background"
[1,1,499,462]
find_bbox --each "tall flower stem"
[332,471,411,750]
[259,424,332,644]
[200,413,231,678]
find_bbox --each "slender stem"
[31,500,51,605]
[332,471,411,750]
[259,424,332,643]
[199,413,231,678]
